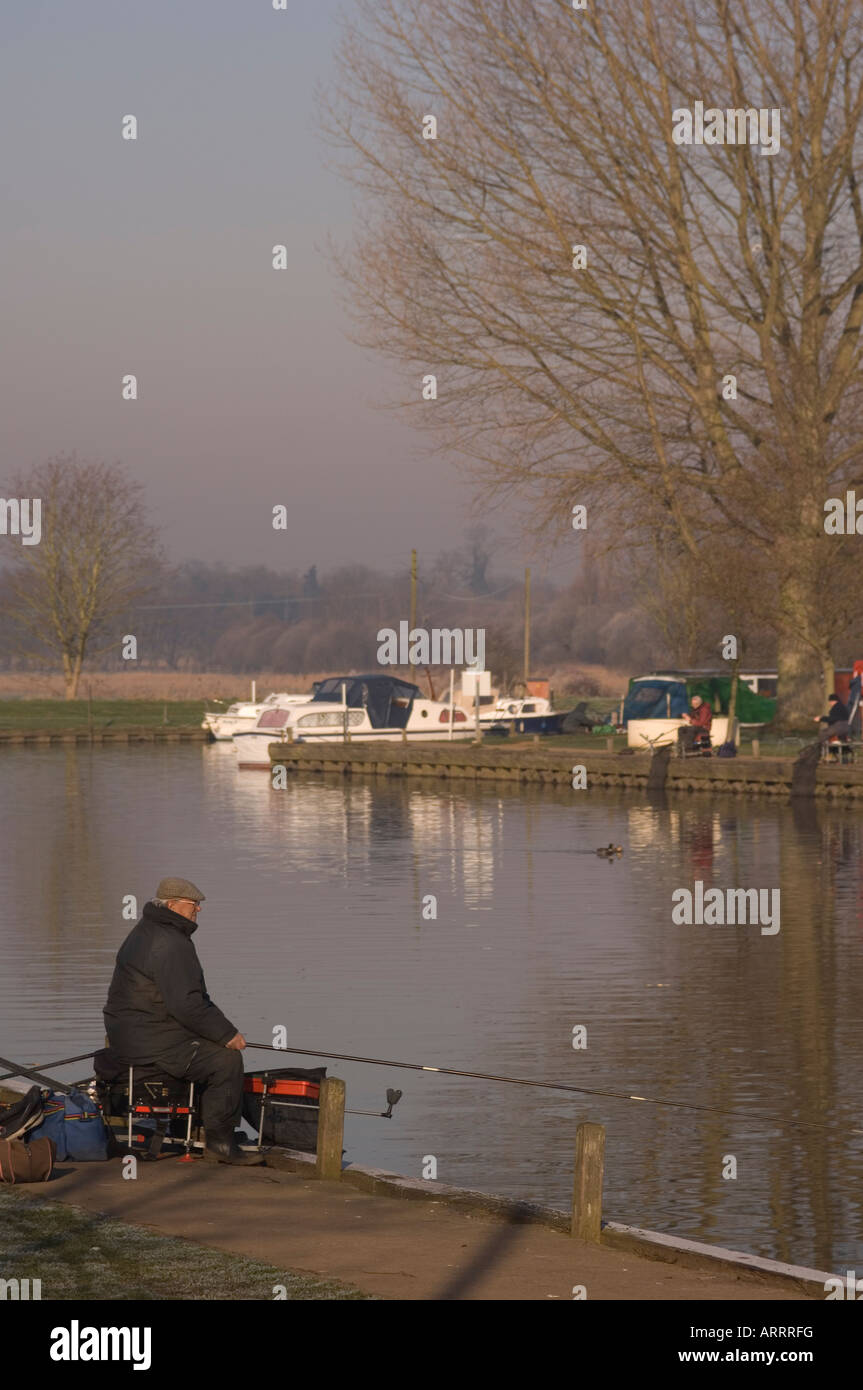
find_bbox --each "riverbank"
[4,1154,819,1302]
[264,740,863,798]
[0,699,209,739]
[0,1185,372,1300]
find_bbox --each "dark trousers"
[819,719,851,744]
[150,1038,244,1135]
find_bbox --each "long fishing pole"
[0,1052,99,1086]
[246,1041,863,1138]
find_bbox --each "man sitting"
[102,877,263,1166]
[816,693,852,756]
[680,694,713,754]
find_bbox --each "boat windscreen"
[312,678,360,704]
[256,708,290,728]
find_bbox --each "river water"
[1,742,861,1271]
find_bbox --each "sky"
[0,0,554,578]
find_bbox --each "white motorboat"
[234,674,476,767]
[479,694,567,735]
[626,716,738,749]
[202,691,308,741]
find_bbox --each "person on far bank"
[684,694,713,752]
[103,878,264,1166]
[815,693,851,745]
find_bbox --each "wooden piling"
[751,739,760,758]
[315,1077,345,1181]
[646,743,673,791]
[571,1122,605,1242]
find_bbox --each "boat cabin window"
[256,708,290,728]
[297,711,364,728]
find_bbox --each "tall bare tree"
[324,0,863,725]
[1,455,160,698]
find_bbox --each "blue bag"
[28,1090,109,1161]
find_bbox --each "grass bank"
[0,1186,374,1300]
[0,700,209,732]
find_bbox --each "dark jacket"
[827,699,849,725]
[103,901,237,1060]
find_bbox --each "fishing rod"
[0,1054,85,1095]
[0,1052,98,1085]
[246,1041,863,1139]
[4,1044,860,1141]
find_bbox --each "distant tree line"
[3,456,861,698]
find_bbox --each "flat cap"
[157,876,206,903]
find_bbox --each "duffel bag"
[0,1136,55,1183]
[27,1089,109,1161]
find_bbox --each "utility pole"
[524,566,531,685]
[410,549,417,635]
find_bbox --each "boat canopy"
[311,675,421,729]
[623,677,689,723]
[624,672,777,725]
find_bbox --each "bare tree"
[1,455,161,698]
[323,0,863,726]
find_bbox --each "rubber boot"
[203,1127,266,1166]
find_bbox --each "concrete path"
[27,1155,815,1302]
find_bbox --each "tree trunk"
[775,562,823,728]
[64,654,83,700]
[727,660,740,731]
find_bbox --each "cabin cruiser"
[479,694,566,735]
[622,674,743,749]
[234,674,476,767]
[202,692,308,741]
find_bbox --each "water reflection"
[0,745,861,1269]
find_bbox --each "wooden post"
[408,547,416,636]
[524,566,531,684]
[571,1122,605,1242]
[448,669,455,742]
[606,736,614,752]
[751,738,760,758]
[316,1077,345,1181]
[87,683,93,743]
[647,743,672,790]
[162,702,168,726]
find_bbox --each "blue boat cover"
[623,678,689,724]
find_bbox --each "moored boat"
[479,694,567,735]
[234,674,476,767]
[202,692,309,740]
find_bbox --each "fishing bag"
[242,1068,325,1152]
[26,1089,110,1161]
[0,1085,46,1142]
[0,1137,55,1183]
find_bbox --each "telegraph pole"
[524,566,531,684]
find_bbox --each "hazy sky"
[1,0,558,578]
